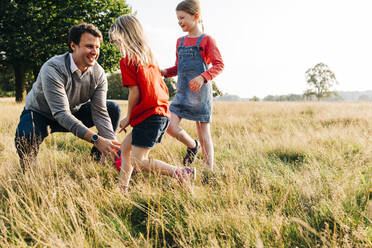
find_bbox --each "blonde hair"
[176,0,204,32]
[109,15,156,66]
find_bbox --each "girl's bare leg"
[167,112,197,149]
[120,144,196,192]
[131,146,196,191]
[118,133,133,187]
[196,121,214,170]
[130,146,178,176]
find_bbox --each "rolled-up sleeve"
[200,36,224,82]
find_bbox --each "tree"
[263,95,275,101]
[212,81,223,97]
[0,65,14,95]
[304,63,338,101]
[358,95,371,101]
[164,77,176,99]
[0,0,130,102]
[0,65,35,96]
[286,94,304,101]
[249,96,260,101]
[107,72,129,100]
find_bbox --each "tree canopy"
[304,63,338,101]
[212,81,223,97]
[0,0,131,102]
[107,72,129,100]
[163,78,176,99]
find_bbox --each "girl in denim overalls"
[162,0,224,170]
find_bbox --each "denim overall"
[170,34,212,122]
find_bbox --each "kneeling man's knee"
[106,101,121,129]
[107,101,121,115]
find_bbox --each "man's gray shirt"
[25,52,116,140]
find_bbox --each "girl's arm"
[119,85,140,133]
[190,36,224,91]
[200,36,224,82]
[163,64,177,78]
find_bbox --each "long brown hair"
[109,15,156,66]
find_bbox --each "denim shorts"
[132,115,170,148]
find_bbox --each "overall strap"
[179,36,186,47]
[195,34,205,47]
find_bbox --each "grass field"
[0,97,371,247]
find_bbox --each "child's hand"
[119,117,130,133]
[189,75,205,91]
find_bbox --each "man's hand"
[119,116,130,133]
[94,137,120,164]
[189,75,205,91]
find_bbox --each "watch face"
[92,134,99,143]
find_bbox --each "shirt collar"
[70,53,90,78]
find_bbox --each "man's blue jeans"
[14,101,121,169]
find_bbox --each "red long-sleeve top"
[165,34,224,81]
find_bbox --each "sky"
[125,0,372,98]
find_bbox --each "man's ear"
[70,42,77,52]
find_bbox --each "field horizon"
[0,97,371,247]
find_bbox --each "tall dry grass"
[0,98,371,247]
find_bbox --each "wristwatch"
[91,134,99,144]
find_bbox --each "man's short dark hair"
[68,23,103,52]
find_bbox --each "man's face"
[70,32,101,72]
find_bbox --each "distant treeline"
[215,91,372,102]
[1,68,370,102]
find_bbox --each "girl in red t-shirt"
[109,14,196,193]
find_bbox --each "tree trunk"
[14,65,26,102]
[33,66,40,81]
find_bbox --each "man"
[15,23,121,169]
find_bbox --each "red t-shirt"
[120,57,170,127]
[165,34,224,81]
